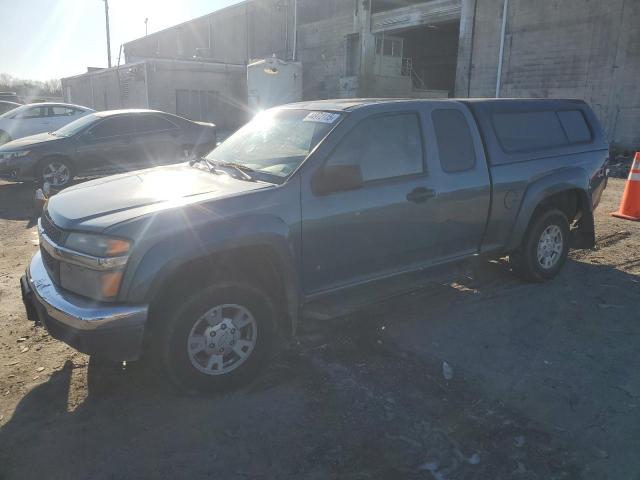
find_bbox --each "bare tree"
[0,73,63,100]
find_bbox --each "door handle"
[406,187,436,203]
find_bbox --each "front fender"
[505,166,591,252]
[121,212,301,331]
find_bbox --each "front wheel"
[39,158,73,188]
[509,208,570,282]
[160,283,275,393]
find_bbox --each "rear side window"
[50,106,77,117]
[557,110,591,143]
[135,115,178,133]
[326,113,424,182]
[89,116,135,138]
[493,111,570,152]
[432,109,476,173]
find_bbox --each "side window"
[16,107,46,119]
[135,115,178,133]
[326,113,424,182]
[50,106,77,117]
[432,109,476,173]
[492,111,568,152]
[89,116,135,138]
[557,110,592,144]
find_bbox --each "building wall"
[296,6,355,99]
[146,61,248,130]
[62,60,247,132]
[124,0,295,64]
[456,0,640,150]
[62,65,148,111]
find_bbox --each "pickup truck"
[21,98,609,392]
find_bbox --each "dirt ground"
[0,177,638,480]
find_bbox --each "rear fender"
[505,167,592,252]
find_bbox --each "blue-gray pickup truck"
[21,98,608,392]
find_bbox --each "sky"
[0,0,244,81]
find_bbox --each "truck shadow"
[0,178,95,226]
[0,258,637,479]
[0,182,36,223]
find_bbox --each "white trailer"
[247,57,303,112]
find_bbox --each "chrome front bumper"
[22,251,149,361]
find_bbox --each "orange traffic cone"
[611,152,640,221]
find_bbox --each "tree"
[0,73,63,99]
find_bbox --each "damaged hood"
[46,163,272,231]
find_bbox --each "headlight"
[58,233,131,301]
[65,233,131,257]
[0,150,31,162]
[60,263,124,301]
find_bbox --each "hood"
[46,163,271,231]
[1,132,62,149]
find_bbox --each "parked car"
[0,109,217,187]
[0,100,21,115]
[0,102,93,145]
[0,91,24,104]
[21,99,608,392]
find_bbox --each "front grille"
[40,246,61,284]
[41,213,64,244]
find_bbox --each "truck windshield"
[206,109,342,179]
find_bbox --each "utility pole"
[495,0,509,98]
[145,17,148,36]
[292,0,298,61]
[103,0,112,68]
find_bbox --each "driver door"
[300,110,441,295]
[75,115,137,174]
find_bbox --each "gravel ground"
[0,177,638,480]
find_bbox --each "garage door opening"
[378,20,460,97]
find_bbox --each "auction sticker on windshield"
[303,112,340,124]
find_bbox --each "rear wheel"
[39,157,73,188]
[160,282,275,393]
[509,208,570,282]
[0,130,11,145]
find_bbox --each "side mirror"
[312,164,363,195]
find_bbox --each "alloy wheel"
[536,224,563,269]
[42,162,71,187]
[186,303,258,375]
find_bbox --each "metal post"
[103,0,112,68]
[495,0,509,98]
[292,0,298,61]
[145,17,148,36]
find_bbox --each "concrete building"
[457,0,639,151]
[62,59,247,132]
[63,0,639,149]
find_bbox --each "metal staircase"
[402,57,428,91]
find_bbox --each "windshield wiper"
[189,155,215,174]
[210,160,256,181]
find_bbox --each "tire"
[181,144,197,162]
[160,282,276,393]
[0,130,11,145]
[509,208,570,282]
[38,157,73,188]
